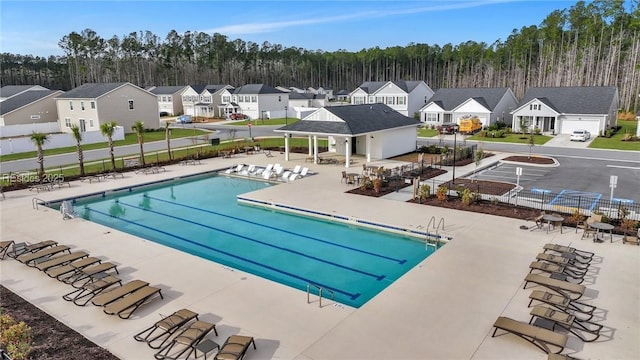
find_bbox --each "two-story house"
[349,81,434,117]
[512,86,619,136]
[288,92,327,108]
[56,82,159,134]
[219,84,289,120]
[147,85,190,116]
[181,85,207,117]
[419,87,519,128]
[195,85,234,118]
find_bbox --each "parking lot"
[471,156,639,204]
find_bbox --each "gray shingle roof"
[204,84,230,93]
[190,85,207,93]
[148,86,186,95]
[426,87,511,111]
[277,104,420,135]
[232,84,286,94]
[289,92,325,100]
[356,80,424,94]
[0,85,48,98]
[519,86,618,114]
[0,90,61,115]
[55,83,128,99]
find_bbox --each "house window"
[158,96,162,102]
[245,96,250,102]
[251,96,257,102]
[128,99,134,110]
[90,101,96,109]
[386,96,394,105]
[353,96,364,105]
[396,97,406,105]
[426,113,438,122]
[81,101,85,111]
[375,96,383,103]
[223,96,230,103]
[368,96,374,103]
[89,119,94,127]
[530,104,541,110]
[167,97,172,103]
[65,118,71,127]
[69,101,73,110]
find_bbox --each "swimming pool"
[72,175,436,308]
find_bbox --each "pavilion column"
[284,134,290,161]
[313,136,319,164]
[345,137,351,168]
[366,135,372,162]
[308,136,312,156]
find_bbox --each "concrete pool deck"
[1,151,638,360]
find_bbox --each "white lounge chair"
[280,171,292,181]
[240,165,256,176]
[255,163,273,176]
[292,165,302,174]
[224,164,243,174]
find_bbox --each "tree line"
[1,0,639,111]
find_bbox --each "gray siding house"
[0,90,63,127]
[56,82,159,134]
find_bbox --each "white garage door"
[561,120,600,135]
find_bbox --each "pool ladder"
[425,216,445,248]
[307,283,334,308]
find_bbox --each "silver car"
[570,129,591,142]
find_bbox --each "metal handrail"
[32,197,47,210]
[307,283,335,308]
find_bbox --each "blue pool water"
[73,175,434,308]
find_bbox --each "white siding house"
[349,81,434,117]
[148,85,189,116]
[219,84,289,120]
[419,87,519,128]
[512,87,619,136]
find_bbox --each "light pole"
[284,106,288,125]
[451,130,456,185]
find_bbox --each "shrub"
[436,185,448,201]
[470,191,482,204]
[419,184,431,201]
[0,312,32,360]
[568,208,584,225]
[478,130,489,138]
[460,188,472,206]
[534,127,541,135]
[373,178,382,194]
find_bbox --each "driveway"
[542,134,594,148]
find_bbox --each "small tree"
[519,117,529,137]
[100,121,118,170]
[131,121,146,166]
[29,132,49,181]
[473,146,484,181]
[528,133,535,159]
[0,312,32,360]
[70,124,85,176]
[165,122,172,161]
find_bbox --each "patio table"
[589,222,614,243]
[543,214,564,234]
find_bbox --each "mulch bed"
[0,285,119,360]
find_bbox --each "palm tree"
[29,132,49,181]
[100,121,118,171]
[70,124,85,176]
[165,121,172,161]
[131,121,146,166]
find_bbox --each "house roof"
[0,90,62,115]
[356,80,424,94]
[425,87,511,111]
[232,84,286,94]
[518,86,618,114]
[55,82,129,99]
[0,85,48,98]
[276,104,420,136]
[189,85,207,93]
[148,86,186,95]
[289,92,326,100]
[204,84,231,94]
[335,90,350,96]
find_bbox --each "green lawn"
[417,128,439,137]
[467,133,551,145]
[589,120,640,151]
[0,129,209,162]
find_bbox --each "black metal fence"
[424,179,640,222]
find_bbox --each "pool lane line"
[116,201,387,281]
[83,206,362,301]
[143,194,407,265]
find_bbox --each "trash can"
[210,138,220,146]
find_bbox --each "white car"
[570,129,591,142]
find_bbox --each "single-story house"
[512,86,619,136]
[275,103,421,167]
[419,87,518,128]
